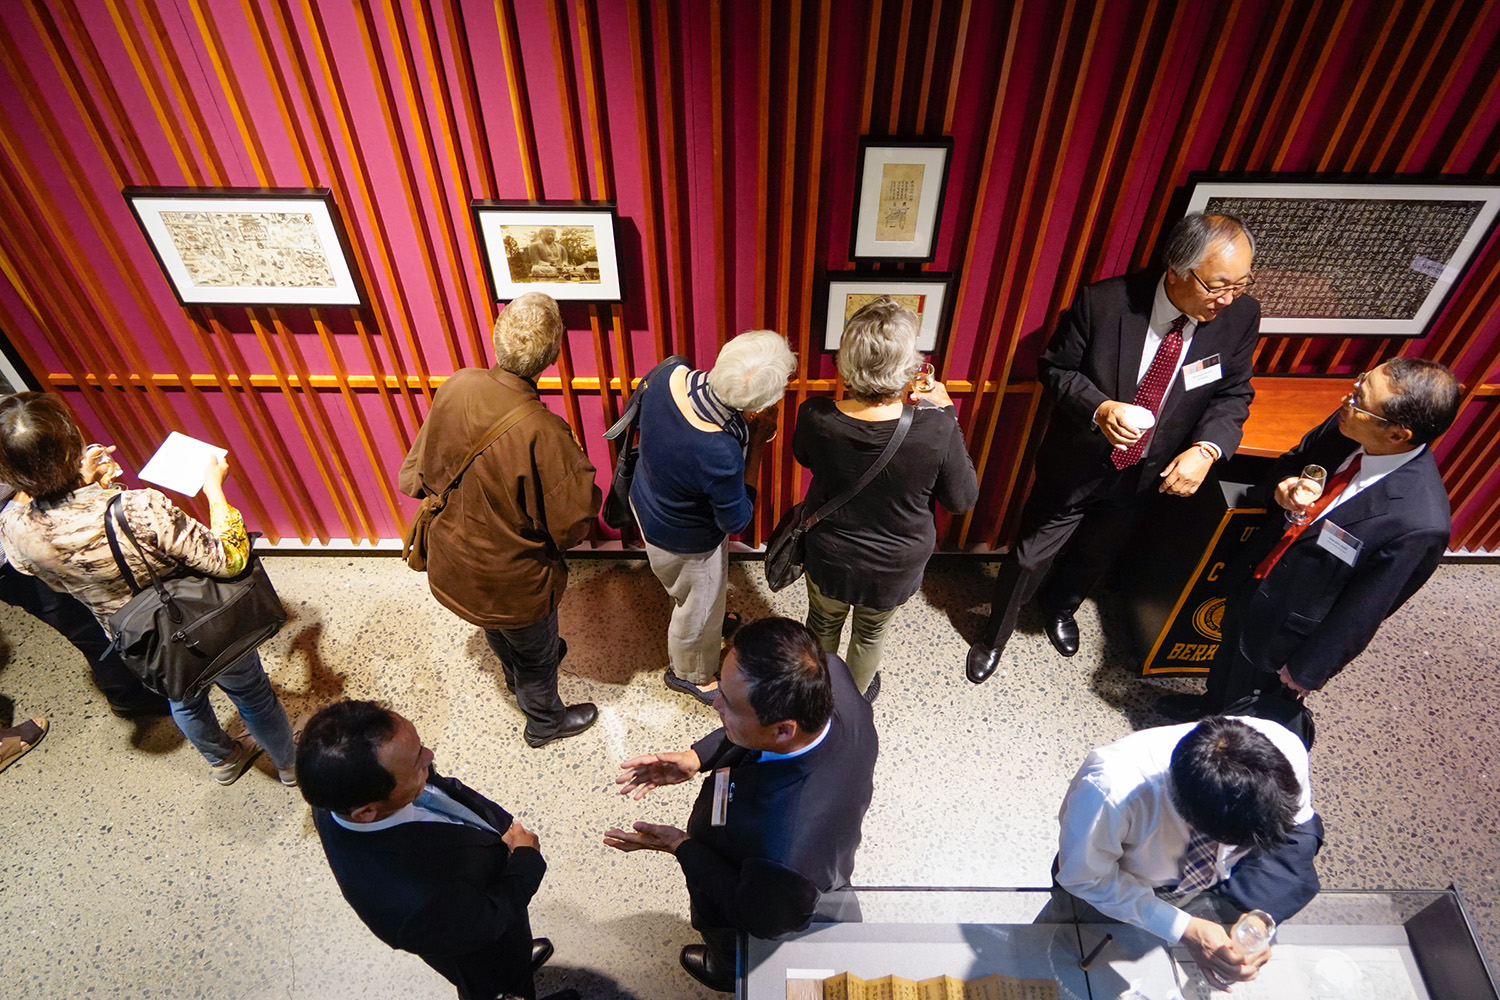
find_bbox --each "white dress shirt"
[1312,445,1425,523]
[1055,717,1315,944]
[330,783,500,834]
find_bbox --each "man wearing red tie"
[1161,358,1460,722]
[967,213,1261,683]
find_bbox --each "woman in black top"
[792,297,979,698]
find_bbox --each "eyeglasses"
[1343,372,1388,423]
[1191,269,1256,300]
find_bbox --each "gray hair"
[1163,212,1256,273]
[708,330,796,412]
[837,296,923,402]
[492,292,563,379]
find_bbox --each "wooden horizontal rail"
[51,371,1045,395]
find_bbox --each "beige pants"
[641,534,729,685]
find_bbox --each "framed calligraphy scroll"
[123,188,363,307]
[850,138,953,262]
[822,274,952,353]
[1183,176,1500,337]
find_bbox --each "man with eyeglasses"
[967,212,1261,683]
[1160,358,1460,726]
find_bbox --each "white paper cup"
[1120,404,1156,431]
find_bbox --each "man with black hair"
[1050,717,1322,988]
[297,700,576,1000]
[605,617,878,993]
[1161,357,1460,720]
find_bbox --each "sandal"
[0,718,49,774]
[721,611,743,639]
[664,669,719,706]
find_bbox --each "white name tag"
[1181,354,1222,391]
[1316,520,1362,565]
[711,767,731,826]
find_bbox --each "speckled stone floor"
[1,557,1496,998]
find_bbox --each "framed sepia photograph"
[123,187,363,307]
[0,333,38,395]
[473,202,622,303]
[850,137,953,262]
[823,274,952,353]
[1184,176,1500,337]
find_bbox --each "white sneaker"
[211,736,262,786]
[278,765,298,788]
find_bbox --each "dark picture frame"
[850,137,954,262]
[1183,175,1500,337]
[0,331,39,395]
[821,273,953,354]
[472,201,623,303]
[122,187,363,307]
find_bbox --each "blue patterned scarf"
[685,369,749,449]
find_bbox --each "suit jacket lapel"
[1116,308,1150,401]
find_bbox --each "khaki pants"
[805,576,899,693]
[642,534,729,685]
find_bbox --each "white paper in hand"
[138,432,228,497]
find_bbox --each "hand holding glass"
[913,362,936,393]
[1231,909,1276,956]
[1286,464,1327,525]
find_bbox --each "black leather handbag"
[104,493,287,702]
[601,354,688,529]
[764,405,913,592]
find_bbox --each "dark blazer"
[1208,815,1325,924]
[311,771,545,1000]
[1236,413,1451,690]
[675,653,878,940]
[1034,272,1260,500]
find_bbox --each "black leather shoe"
[531,937,554,972]
[679,944,734,992]
[109,696,171,718]
[1157,692,1211,722]
[966,642,1002,684]
[524,703,598,748]
[1044,610,1080,657]
[862,671,882,704]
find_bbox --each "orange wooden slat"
[1314,0,1405,172]
[1215,0,1294,170]
[652,0,693,361]
[1345,0,1437,170]
[913,0,944,132]
[859,0,884,134]
[753,0,772,328]
[625,0,670,362]
[1373,0,1461,172]
[886,0,913,135]
[708,0,731,351]
[98,0,204,184]
[494,0,544,197]
[940,0,974,136]
[1269,0,1350,172]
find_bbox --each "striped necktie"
[1176,830,1221,893]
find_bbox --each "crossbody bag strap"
[801,404,914,530]
[105,492,171,599]
[432,399,548,502]
[604,354,689,441]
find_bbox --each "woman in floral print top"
[0,394,297,787]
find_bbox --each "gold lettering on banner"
[1241,526,1259,542]
[876,162,925,242]
[1167,643,1220,661]
[1206,560,1224,581]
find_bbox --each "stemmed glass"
[1286,464,1327,525]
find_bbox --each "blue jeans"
[169,650,296,769]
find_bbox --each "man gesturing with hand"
[605,617,878,993]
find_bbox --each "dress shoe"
[524,703,598,748]
[530,937,554,972]
[1044,610,1080,657]
[965,642,1003,684]
[679,943,734,993]
[1157,692,1212,722]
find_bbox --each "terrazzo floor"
[1,555,1496,998]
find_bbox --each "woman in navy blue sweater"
[630,331,796,703]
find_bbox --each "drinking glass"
[1286,464,1327,525]
[912,362,936,393]
[1232,909,1276,956]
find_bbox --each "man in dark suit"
[605,617,878,993]
[1047,716,1322,990]
[967,213,1261,683]
[1161,358,1460,720]
[298,701,576,1000]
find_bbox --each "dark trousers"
[1203,578,1299,711]
[0,563,165,712]
[484,608,567,735]
[981,466,1147,650]
[430,907,536,1000]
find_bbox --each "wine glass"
[1232,909,1276,957]
[1286,464,1327,525]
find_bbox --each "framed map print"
[822,274,952,353]
[850,137,953,262]
[1184,176,1500,337]
[123,188,363,307]
[473,202,623,303]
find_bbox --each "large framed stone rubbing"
[1183,176,1500,337]
[123,187,363,307]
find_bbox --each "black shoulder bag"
[104,493,287,702]
[601,354,689,529]
[763,404,914,592]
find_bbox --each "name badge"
[1316,520,1362,566]
[1181,354,1222,391]
[711,768,731,826]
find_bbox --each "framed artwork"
[850,137,953,262]
[1184,176,1500,337]
[123,187,363,307]
[472,202,623,303]
[822,274,952,353]
[0,333,38,395]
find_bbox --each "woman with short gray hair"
[631,330,796,703]
[792,297,978,700]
